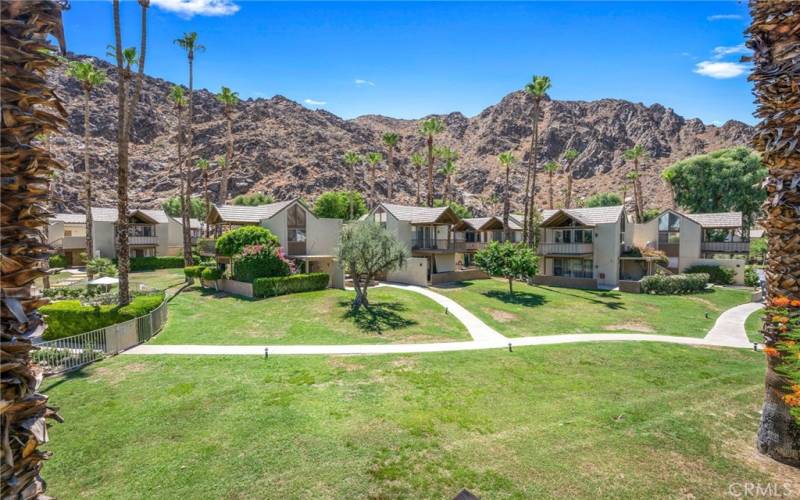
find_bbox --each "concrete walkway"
[124,284,762,356]
[704,301,764,347]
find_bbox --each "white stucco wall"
[306,217,342,255]
[678,217,702,272]
[683,257,746,285]
[387,257,428,286]
[632,219,658,248]
[94,221,116,259]
[593,221,621,287]
[262,210,288,250]
[47,221,64,244]
[434,253,456,273]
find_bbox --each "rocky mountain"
[47,54,753,216]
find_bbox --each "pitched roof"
[457,216,522,232]
[379,203,459,224]
[684,211,742,229]
[188,218,202,229]
[50,207,171,224]
[541,205,624,226]
[208,199,295,224]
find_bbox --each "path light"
[264,347,268,360]
[508,342,513,352]
[705,312,709,319]
[444,307,448,315]
[753,343,759,352]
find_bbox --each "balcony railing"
[701,241,750,253]
[454,241,487,252]
[128,235,159,246]
[411,238,453,251]
[538,242,593,255]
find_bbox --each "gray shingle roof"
[380,203,457,224]
[210,199,295,224]
[460,216,522,231]
[50,207,171,224]
[685,211,742,228]
[541,205,624,226]
[138,209,171,224]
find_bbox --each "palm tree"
[66,60,106,279]
[542,160,559,209]
[625,171,640,217]
[418,118,445,206]
[562,148,579,208]
[196,158,211,237]
[522,75,551,245]
[343,151,361,218]
[114,0,149,305]
[435,146,458,203]
[174,32,204,266]
[366,151,382,208]
[215,86,239,205]
[1,2,66,495]
[382,132,400,201]
[660,168,678,210]
[497,152,516,241]
[748,1,800,466]
[623,144,648,222]
[168,85,192,266]
[410,152,425,205]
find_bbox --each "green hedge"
[201,267,224,281]
[184,265,207,278]
[641,273,709,295]
[40,293,164,340]
[684,264,735,285]
[130,256,184,271]
[49,254,68,268]
[253,273,329,298]
[745,265,760,287]
[232,251,290,283]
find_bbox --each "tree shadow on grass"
[483,290,548,308]
[539,286,626,310]
[339,301,417,334]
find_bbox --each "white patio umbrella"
[87,276,119,286]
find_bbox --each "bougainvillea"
[762,295,800,422]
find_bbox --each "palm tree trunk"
[203,169,209,237]
[523,98,540,245]
[1,2,66,496]
[633,159,643,222]
[83,87,94,278]
[565,161,573,208]
[181,53,194,266]
[426,135,434,207]
[387,147,394,201]
[503,165,511,241]
[415,167,421,205]
[113,0,131,305]
[349,164,355,219]
[548,171,554,209]
[220,108,232,204]
[370,164,376,209]
[749,0,800,466]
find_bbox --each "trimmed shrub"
[641,273,709,295]
[40,293,164,340]
[87,257,117,277]
[253,273,329,298]
[183,265,207,278]
[745,265,760,288]
[232,245,293,283]
[49,254,68,268]
[685,264,735,285]
[130,256,185,271]
[216,226,279,257]
[201,267,224,281]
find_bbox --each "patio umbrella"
[88,276,119,286]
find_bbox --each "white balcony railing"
[128,235,159,246]
[538,242,593,255]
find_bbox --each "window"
[575,229,593,243]
[64,229,72,237]
[658,213,681,245]
[553,258,593,278]
[288,228,306,242]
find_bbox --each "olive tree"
[337,221,408,310]
[475,241,538,297]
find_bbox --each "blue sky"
[64,1,754,124]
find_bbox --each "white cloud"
[354,79,375,87]
[694,61,747,79]
[712,44,749,60]
[151,0,239,18]
[304,98,326,106]
[707,14,742,21]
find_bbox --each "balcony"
[701,241,750,253]
[411,238,454,251]
[117,224,157,246]
[128,235,159,246]
[454,241,486,252]
[538,242,593,255]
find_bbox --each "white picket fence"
[34,300,168,376]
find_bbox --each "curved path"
[124,284,763,356]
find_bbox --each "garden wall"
[216,279,254,298]
[387,257,428,286]
[532,275,598,289]
[684,258,745,285]
[619,280,642,294]
[430,269,489,285]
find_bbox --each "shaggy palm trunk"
[219,107,233,204]
[548,171,554,209]
[415,167,421,205]
[203,169,209,237]
[387,146,394,201]
[83,87,94,278]
[503,164,511,241]
[633,158,643,222]
[181,52,194,267]
[523,98,541,245]
[748,0,800,466]
[565,159,574,208]
[0,1,66,496]
[370,164,376,209]
[426,135,434,207]
[349,164,355,219]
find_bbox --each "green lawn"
[433,279,751,338]
[129,269,186,291]
[746,309,764,344]
[151,286,469,345]
[41,343,782,499]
